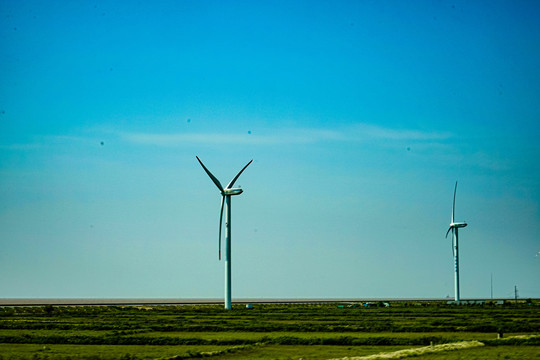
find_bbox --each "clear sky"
[1,0,539,300]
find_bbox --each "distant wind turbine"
[445,181,468,303]
[196,156,253,310]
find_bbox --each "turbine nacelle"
[446,222,467,238]
[222,188,243,196]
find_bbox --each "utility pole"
[514,285,518,302]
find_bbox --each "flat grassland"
[0,301,538,359]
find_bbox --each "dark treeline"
[1,303,539,333]
[1,333,539,347]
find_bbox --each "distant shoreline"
[0,298,532,306]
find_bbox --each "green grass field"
[0,301,538,359]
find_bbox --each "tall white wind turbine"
[196,156,253,310]
[445,181,468,303]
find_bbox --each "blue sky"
[1,0,539,300]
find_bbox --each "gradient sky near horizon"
[1,0,539,300]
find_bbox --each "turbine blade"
[226,159,253,189]
[196,156,224,192]
[219,196,224,260]
[446,227,452,238]
[452,181,457,223]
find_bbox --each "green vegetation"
[0,301,538,359]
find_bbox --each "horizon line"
[0,297,532,306]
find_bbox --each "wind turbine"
[445,181,468,303]
[196,156,253,310]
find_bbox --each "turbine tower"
[196,156,252,310]
[445,181,468,303]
